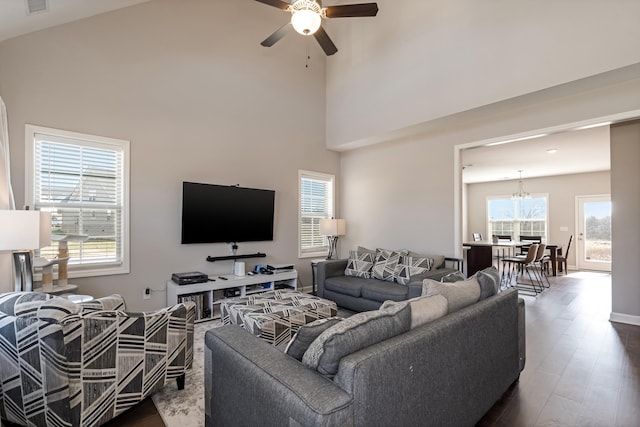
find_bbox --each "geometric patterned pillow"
[395,256,434,285]
[344,250,375,278]
[371,249,406,282]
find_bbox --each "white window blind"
[27,125,129,277]
[487,195,548,241]
[299,170,335,257]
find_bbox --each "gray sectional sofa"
[205,287,525,427]
[317,256,463,312]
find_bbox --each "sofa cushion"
[285,317,343,361]
[381,294,448,329]
[422,276,481,313]
[360,280,410,302]
[371,249,406,282]
[408,251,446,270]
[344,250,375,278]
[476,267,500,300]
[395,256,434,285]
[302,302,411,377]
[324,276,370,297]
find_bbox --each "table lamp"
[319,218,346,260]
[0,210,52,292]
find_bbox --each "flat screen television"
[181,181,275,244]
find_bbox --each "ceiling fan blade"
[313,26,338,56]
[255,0,294,11]
[261,23,292,47]
[324,3,378,18]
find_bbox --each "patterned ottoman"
[220,289,338,346]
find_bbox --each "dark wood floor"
[114,270,639,427]
[479,270,640,427]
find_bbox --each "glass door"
[576,195,612,272]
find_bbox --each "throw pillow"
[344,250,375,278]
[422,276,481,313]
[285,317,343,361]
[302,302,411,377]
[357,246,378,256]
[440,271,465,283]
[476,266,501,300]
[395,256,434,285]
[381,294,448,329]
[408,251,445,270]
[371,249,406,282]
[406,294,448,328]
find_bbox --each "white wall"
[610,120,640,324]
[331,0,640,324]
[337,70,640,324]
[325,0,640,150]
[0,0,339,309]
[466,171,611,269]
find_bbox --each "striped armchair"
[0,292,195,427]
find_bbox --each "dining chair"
[492,234,513,267]
[501,243,541,295]
[532,243,550,288]
[518,235,542,255]
[556,235,573,274]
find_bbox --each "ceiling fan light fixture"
[290,0,323,35]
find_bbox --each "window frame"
[486,194,549,242]
[25,124,130,278]
[298,170,335,259]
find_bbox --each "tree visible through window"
[299,170,335,257]
[26,125,130,277]
[487,196,548,241]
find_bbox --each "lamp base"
[326,236,339,260]
[13,251,34,292]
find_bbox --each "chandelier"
[511,170,531,200]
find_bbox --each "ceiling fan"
[255,0,379,56]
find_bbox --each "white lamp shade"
[291,9,322,35]
[0,210,52,251]
[319,218,346,236]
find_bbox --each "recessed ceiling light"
[485,133,549,147]
[575,121,612,130]
[546,149,557,154]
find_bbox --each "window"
[487,195,548,241]
[26,124,130,277]
[299,170,335,258]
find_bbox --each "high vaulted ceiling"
[0,0,612,183]
[0,0,150,43]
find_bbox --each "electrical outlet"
[143,287,151,300]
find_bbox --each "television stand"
[206,252,266,262]
[166,269,297,322]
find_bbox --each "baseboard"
[609,312,640,326]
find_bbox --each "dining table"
[463,240,562,277]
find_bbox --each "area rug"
[152,320,219,427]
[152,308,354,427]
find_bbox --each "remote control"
[218,276,228,280]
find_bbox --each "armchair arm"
[316,259,348,298]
